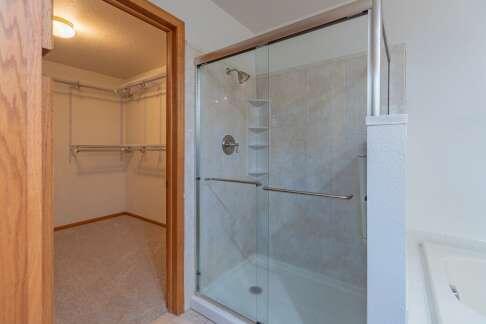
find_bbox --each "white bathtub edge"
[421,241,486,324]
[420,243,444,324]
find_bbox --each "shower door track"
[194,0,372,66]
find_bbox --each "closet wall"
[125,68,167,224]
[45,61,166,227]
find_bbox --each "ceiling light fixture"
[53,16,76,39]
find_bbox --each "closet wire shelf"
[70,144,166,154]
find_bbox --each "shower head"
[226,67,250,84]
[237,71,251,84]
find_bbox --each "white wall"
[149,0,253,52]
[45,61,127,226]
[183,42,200,311]
[383,0,486,241]
[367,115,407,324]
[124,77,167,224]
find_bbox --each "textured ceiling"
[210,0,344,34]
[45,0,166,79]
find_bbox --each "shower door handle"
[204,177,261,186]
[262,186,353,200]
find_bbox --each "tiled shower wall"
[268,44,406,290]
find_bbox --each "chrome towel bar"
[262,186,353,200]
[204,177,262,187]
[202,178,352,199]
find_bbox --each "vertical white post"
[367,114,408,324]
[370,0,382,117]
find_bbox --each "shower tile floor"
[55,215,168,324]
[202,257,365,324]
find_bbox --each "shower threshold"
[191,294,256,324]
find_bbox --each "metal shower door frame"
[193,0,391,323]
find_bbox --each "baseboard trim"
[54,213,125,231]
[54,212,166,231]
[124,212,166,228]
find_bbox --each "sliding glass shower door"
[265,15,369,324]
[196,47,270,323]
[196,13,369,324]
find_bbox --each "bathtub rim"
[421,241,486,324]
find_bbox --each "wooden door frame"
[98,0,186,314]
[1,0,184,320]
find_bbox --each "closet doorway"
[42,0,184,322]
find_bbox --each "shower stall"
[194,0,390,323]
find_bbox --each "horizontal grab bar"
[262,186,353,200]
[204,177,262,187]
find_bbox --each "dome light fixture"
[53,16,76,39]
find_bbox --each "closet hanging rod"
[53,78,116,94]
[70,144,166,154]
[118,74,166,92]
[53,74,166,96]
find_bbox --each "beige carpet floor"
[55,215,167,323]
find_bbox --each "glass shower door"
[196,47,270,323]
[265,15,369,324]
[196,13,369,324]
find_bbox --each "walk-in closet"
[43,0,168,322]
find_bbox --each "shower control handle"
[224,142,239,153]
[222,135,239,155]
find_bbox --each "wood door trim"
[42,76,54,324]
[42,0,53,54]
[6,0,185,322]
[1,1,47,323]
[101,0,186,315]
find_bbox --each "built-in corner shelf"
[248,99,270,107]
[248,127,268,133]
[247,98,269,178]
[248,170,268,177]
[248,144,268,149]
